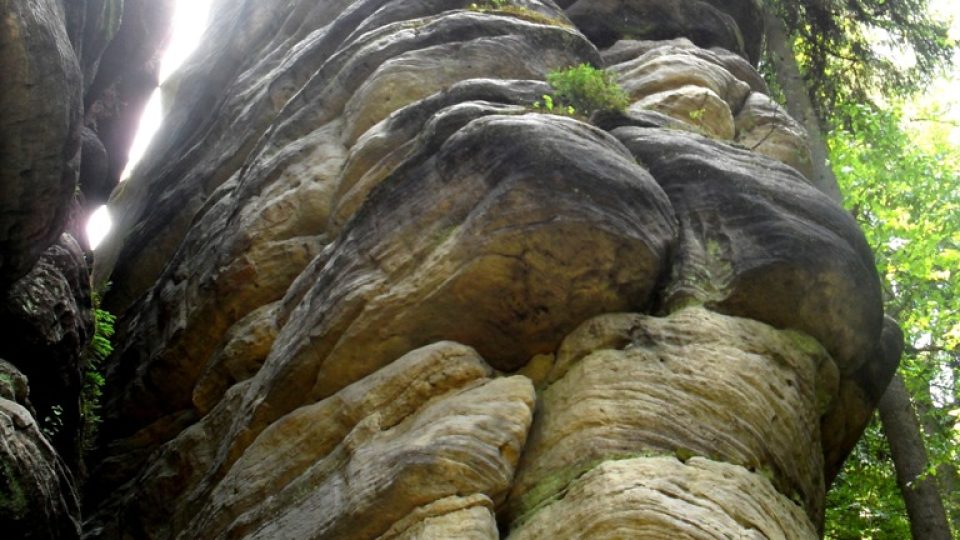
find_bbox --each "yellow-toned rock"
[509,456,818,539]
[342,21,594,144]
[631,85,735,140]
[192,302,280,414]
[736,92,814,179]
[181,342,533,540]
[614,50,751,111]
[507,307,837,527]
[377,495,498,540]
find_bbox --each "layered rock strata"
[1,0,898,538]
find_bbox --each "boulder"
[94,9,600,448]
[614,127,883,374]
[506,307,835,527]
[509,456,818,539]
[735,92,815,179]
[564,0,762,63]
[229,114,677,458]
[603,38,768,93]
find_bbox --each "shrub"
[545,64,630,116]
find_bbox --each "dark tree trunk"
[761,8,843,202]
[879,374,953,540]
[915,378,960,534]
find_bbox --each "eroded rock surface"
[510,456,818,539]
[0,0,82,284]
[0,234,94,468]
[3,0,895,538]
[506,308,835,528]
[0,368,81,539]
[0,0,173,534]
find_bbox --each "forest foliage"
[762,1,959,538]
[762,2,959,538]
[825,103,960,538]
[768,0,954,121]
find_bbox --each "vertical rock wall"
[0,1,173,537]
[5,0,898,538]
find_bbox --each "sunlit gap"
[86,0,213,250]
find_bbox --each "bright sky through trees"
[86,0,212,249]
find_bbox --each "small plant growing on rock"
[532,94,577,116]
[541,64,630,116]
[80,291,116,453]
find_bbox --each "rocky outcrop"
[0,235,94,469]
[0,0,897,538]
[0,0,82,285]
[0,0,174,535]
[511,456,818,539]
[0,361,81,539]
[505,308,836,528]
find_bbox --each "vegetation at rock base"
[536,64,629,117]
[36,263,118,457]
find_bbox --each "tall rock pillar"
[83,0,898,538]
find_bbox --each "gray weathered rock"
[0,234,93,468]
[61,0,895,538]
[0,360,30,406]
[736,92,815,179]
[226,114,676,453]
[565,0,762,63]
[94,5,600,464]
[0,0,83,285]
[613,126,883,374]
[603,38,768,93]
[0,397,81,539]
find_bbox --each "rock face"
[0,0,82,285]
[0,234,94,470]
[0,361,81,539]
[0,0,173,535]
[1,0,897,538]
[0,400,82,539]
[505,308,836,529]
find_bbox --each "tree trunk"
[915,377,960,534]
[762,8,843,203]
[878,373,953,540]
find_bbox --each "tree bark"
[761,8,843,203]
[878,373,953,540]
[915,380,960,534]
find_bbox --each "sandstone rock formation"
[0,1,172,537]
[2,0,900,538]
